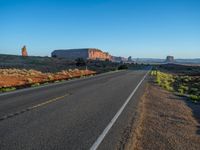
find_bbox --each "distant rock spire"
[21,45,28,56]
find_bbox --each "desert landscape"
[0,68,95,91]
[1,0,200,149]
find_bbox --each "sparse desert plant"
[0,87,16,92]
[118,64,128,70]
[75,58,86,66]
[47,75,54,80]
[179,85,189,92]
[178,88,184,95]
[74,68,79,72]
[31,83,40,87]
[27,78,33,84]
[189,88,199,95]
[189,95,199,102]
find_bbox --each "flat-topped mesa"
[51,48,111,61]
[21,45,28,56]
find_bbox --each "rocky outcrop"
[165,56,174,63]
[111,56,127,62]
[52,48,111,61]
[21,46,28,56]
[88,49,111,60]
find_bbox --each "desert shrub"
[47,75,54,80]
[74,68,79,72]
[166,86,174,92]
[189,88,199,95]
[156,78,161,84]
[178,88,184,94]
[189,95,199,101]
[150,70,157,76]
[75,58,86,66]
[27,78,33,84]
[118,64,128,70]
[179,85,189,92]
[31,83,40,87]
[0,87,16,92]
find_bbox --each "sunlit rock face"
[51,48,111,61]
[21,46,28,56]
[88,49,111,60]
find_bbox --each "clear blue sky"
[0,0,200,58]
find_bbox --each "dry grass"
[0,68,96,89]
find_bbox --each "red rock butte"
[51,48,111,61]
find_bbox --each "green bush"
[179,85,189,92]
[31,83,40,87]
[190,88,199,94]
[0,87,16,92]
[189,95,199,101]
[178,88,184,94]
[118,64,128,70]
[75,58,86,66]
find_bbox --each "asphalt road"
[0,69,149,150]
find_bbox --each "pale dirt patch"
[126,82,200,150]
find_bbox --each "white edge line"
[90,69,151,150]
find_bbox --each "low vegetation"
[118,64,128,70]
[0,68,96,92]
[151,69,200,102]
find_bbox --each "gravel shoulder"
[126,79,200,150]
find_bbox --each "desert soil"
[126,80,200,150]
[0,69,95,88]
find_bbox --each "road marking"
[90,70,151,150]
[0,93,69,121]
[30,94,69,109]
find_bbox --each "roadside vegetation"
[0,68,96,92]
[151,69,200,103]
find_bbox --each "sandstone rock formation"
[165,56,174,63]
[21,46,28,56]
[88,49,111,60]
[51,48,111,61]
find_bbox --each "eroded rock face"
[166,56,174,63]
[88,49,111,60]
[52,48,111,61]
[21,46,28,56]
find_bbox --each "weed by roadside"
[150,70,200,103]
[0,87,16,92]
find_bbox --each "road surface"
[0,69,149,150]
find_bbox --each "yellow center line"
[0,93,70,121]
[30,93,70,109]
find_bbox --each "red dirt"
[0,69,96,88]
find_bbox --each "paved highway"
[0,69,150,150]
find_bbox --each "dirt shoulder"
[126,79,200,150]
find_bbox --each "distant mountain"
[175,59,200,64]
[132,58,200,64]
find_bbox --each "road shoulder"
[126,79,200,150]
